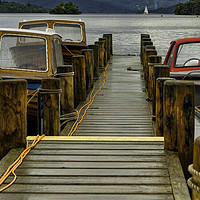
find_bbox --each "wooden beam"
[27,136,164,142]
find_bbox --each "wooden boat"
[0,28,65,134]
[18,19,87,64]
[164,38,200,79]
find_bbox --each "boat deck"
[0,56,190,200]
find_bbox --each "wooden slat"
[0,194,174,200]
[2,184,172,194]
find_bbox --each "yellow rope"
[68,63,109,136]
[0,134,45,192]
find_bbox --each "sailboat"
[144,6,148,15]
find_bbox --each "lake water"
[0,13,200,59]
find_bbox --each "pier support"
[155,77,175,137]
[148,55,162,99]
[41,78,61,136]
[56,65,74,114]
[99,38,108,66]
[164,80,194,177]
[81,49,94,91]
[88,44,100,78]
[189,137,200,199]
[0,80,27,159]
[95,41,105,70]
[103,34,112,58]
[152,65,170,116]
[72,55,87,107]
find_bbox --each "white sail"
[144,6,148,15]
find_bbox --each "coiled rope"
[68,63,109,136]
[187,164,200,193]
[0,134,45,192]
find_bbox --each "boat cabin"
[0,28,63,81]
[19,19,87,64]
[164,38,200,78]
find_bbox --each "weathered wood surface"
[0,56,190,200]
[41,78,60,136]
[74,56,154,137]
[0,80,27,159]
[1,139,176,200]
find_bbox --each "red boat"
[164,38,200,79]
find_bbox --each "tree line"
[175,0,200,15]
[0,1,81,14]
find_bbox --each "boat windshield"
[54,23,82,42]
[54,38,64,67]
[0,34,47,71]
[175,42,200,68]
[21,23,48,32]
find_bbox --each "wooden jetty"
[0,55,190,199]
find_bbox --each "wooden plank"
[24,155,166,162]
[2,184,172,194]
[27,136,164,142]
[5,176,170,185]
[19,161,167,169]
[15,168,169,176]
[0,148,24,177]
[28,149,165,156]
[0,193,174,200]
[165,150,191,200]
[33,144,164,150]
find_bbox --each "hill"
[4,0,188,13]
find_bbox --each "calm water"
[1,13,200,58]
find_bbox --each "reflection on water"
[1,13,200,57]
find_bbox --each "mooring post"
[81,49,94,91]
[152,65,170,116]
[103,34,112,59]
[88,44,100,78]
[72,55,87,107]
[140,34,150,60]
[142,40,153,64]
[189,137,200,199]
[148,55,162,99]
[144,49,157,85]
[56,65,74,114]
[140,35,151,63]
[0,79,27,159]
[41,78,61,136]
[95,41,105,70]
[99,37,108,66]
[163,80,194,177]
[155,77,175,137]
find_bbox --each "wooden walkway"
[74,56,154,137]
[0,56,190,199]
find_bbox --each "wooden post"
[56,65,74,114]
[95,41,104,70]
[191,137,200,199]
[99,38,108,66]
[152,65,170,116]
[41,78,60,136]
[103,34,112,59]
[141,37,151,60]
[88,44,100,78]
[103,33,113,55]
[0,80,27,159]
[148,56,162,99]
[81,49,94,91]
[72,55,87,107]
[156,77,175,137]
[144,49,157,84]
[142,40,153,64]
[141,34,150,58]
[163,80,194,177]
